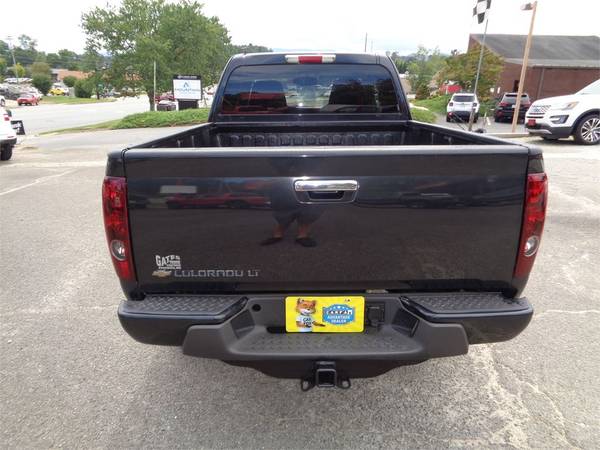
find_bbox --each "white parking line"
[0,169,75,196]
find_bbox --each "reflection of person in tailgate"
[295,299,325,332]
[260,177,323,247]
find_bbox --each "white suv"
[0,107,17,161]
[525,79,600,145]
[446,93,480,123]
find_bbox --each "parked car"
[49,83,69,96]
[494,93,531,123]
[105,53,547,389]
[0,107,17,161]
[155,91,175,102]
[17,93,39,106]
[156,100,177,111]
[26,87,43,101]
[525,79,600,145]
[446,93,479,122]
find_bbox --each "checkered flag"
[473,0,492,24]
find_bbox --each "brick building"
[469,34,600,101]
[50,69,88,83]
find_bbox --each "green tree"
[12,35,38,66]
[32,74,52,94]
[58,49,81,70]
[438,44,503,101]
[82,0,232,110]
[394,59,408,74]
[0,57,6,80]
[46,53,61,68]
[232,44,272,54]
[407,46,446,99]
[74,79,93,98]
[63,75,77,87]
[10,63,26,78]
[81,50,109,99]
[31,61,51,77]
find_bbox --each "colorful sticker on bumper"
[285,296,365,333]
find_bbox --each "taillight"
[514,173,548,278]
[102,176,135,281]
[285,54,336,64]
[3,114,9,121]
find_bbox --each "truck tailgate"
[123,146,528,294]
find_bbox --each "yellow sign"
[285,296,365,333]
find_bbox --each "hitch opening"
[300,361,351,391]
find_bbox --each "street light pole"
[467,17,489,131]
[153,60,157,112]
[511,1,538,133]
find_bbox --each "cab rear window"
[503,94,530,104]
[453,95,475,102]
[220,64,399,114]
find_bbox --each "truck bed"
[135,120,497,149]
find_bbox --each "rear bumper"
[1,137,17,146]
[119,293,532,376]
[495,109,527,119]
[447,111,477,119]
[525,122,572,138]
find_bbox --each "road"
[1,131,599,449]
[8,96,149,134]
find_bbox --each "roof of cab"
[228,52,380,65]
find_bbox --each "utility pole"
[467,16,489,131]
[511,1,538,133]
[364,33,368,53]
[6,36,19,85]
[153,60,157,112]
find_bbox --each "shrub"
[113,108,210,129]
[32,75,52,95]
[415,84,431,100]
[74,79,93,98]
[63,76,77,87]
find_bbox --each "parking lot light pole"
[511,1,538,133]
[153,60,157,112]
[468,17,489,131]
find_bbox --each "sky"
[3,0,599,55]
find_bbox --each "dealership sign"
[173,75,202,100]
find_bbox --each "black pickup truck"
[103,53,547,389]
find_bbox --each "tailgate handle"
[294,180,359,192]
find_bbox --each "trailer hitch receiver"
[300,361,351,391]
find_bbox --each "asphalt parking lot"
[6,96,149,134]
[1,130,599,449]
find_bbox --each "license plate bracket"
[285,296,365,333]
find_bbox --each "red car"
[17,93,39,106]
[154,91,175,102]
